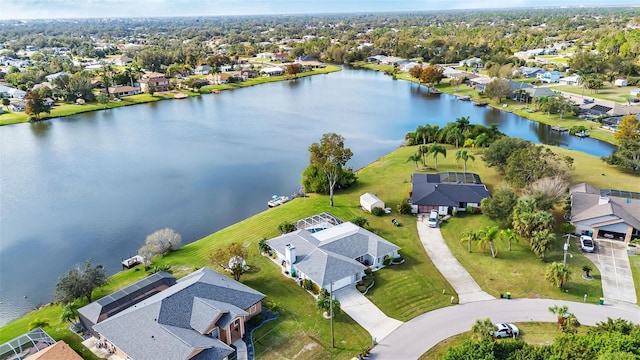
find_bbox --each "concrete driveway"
[417,221,494,303]
[583,239,637,304]
[369,299,640,360]
[334,287,403,342]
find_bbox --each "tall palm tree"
[471,318,495,340]
[446,127,464,148]
[455,116,472,135]
[426,125,440,143]
[461,230,480,253]
[478,226,500,258]
[418,145,430,166]
[415,125,428,144]
[428,143,447,169]
[455,149,476,173]
[407,153,421,171]
[531,229,554,261]
[548,304,570,329]
[499,229,519,251]
[473,133,490,148]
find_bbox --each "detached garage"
[615,79,628,87]
[360,193,384,213]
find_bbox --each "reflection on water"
[0,66,617,326]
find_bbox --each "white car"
[492,323,519,338]
[427,211,439,228]
[580,235,595,253]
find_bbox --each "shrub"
[397,200,412,214]
[371,207,385,216]
[364,267,373,275]
[351,216,369,228]
[383,255,392,266]
[356,285,367,293]
[303,279,313,291]
[467,205,478,214]
[278,221,296,234]
[311,282,321,295]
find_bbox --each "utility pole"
[563,234,571,266]
[330,282,335,348]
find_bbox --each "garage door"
[331,275,353,290]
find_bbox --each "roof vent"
[598,196,610,205]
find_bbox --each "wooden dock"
[472,100,487,106]
[122,255,144,269]
[456,95,471,101]
[550,126,568,132]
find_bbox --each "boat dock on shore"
[122,255,144,269]
[456,94,471,101]
[472,100,487,106]
[551,126,568,132]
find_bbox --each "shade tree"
[306,133,353,206]
[54,260,108,304]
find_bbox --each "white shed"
[360,193,384,212]
[615,79,628,87]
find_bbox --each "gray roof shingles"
[93,267,264,360]
[411,173,489,207]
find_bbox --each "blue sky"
[2,0,638,20]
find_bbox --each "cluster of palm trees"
[404,117,502,149]
[460,226,519,258]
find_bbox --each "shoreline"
[353,62,619,146]
[0,65,342,127]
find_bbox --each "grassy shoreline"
[353,62,619,146]
[0,65,341,127]
[2,141,637,358]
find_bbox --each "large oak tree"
[307,133,353,206]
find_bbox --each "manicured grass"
[419,322,589,360]
[550,84,637,104]
[630,254,640,304]
[1,142,634,358]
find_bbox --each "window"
[210,328,219,339]
[233,319,239,330]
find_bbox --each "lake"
[0,67,616,326]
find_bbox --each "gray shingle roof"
[93,267,264,360]
[570,183,640,230]
[411,173,489,207]
[267,222,400,289]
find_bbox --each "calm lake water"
[0,67,616,326]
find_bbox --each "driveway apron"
[334,286,403,342]
[583,240,637,304]
[417,221,494,303]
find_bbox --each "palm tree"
[415,125,428,144]
[531,229,555,261]
[545,262,572,290]
[499,229,519,251]
[316,291,341,317]
[548,304,569,329]
[471,318,495,340]
[461,230,480,253]
[418,145,430,166]
[548,304,579,332]
[426,125,440,143]
[478,226,500,258]
[455,116,472,135]
[582,264,593,278]
[60,303,78,324]
[404,131,417,146]
[446,127,464,148]
[407,153,422,171]
[428,143,447,169]
[455,149,476,173]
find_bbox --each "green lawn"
[550,84,637,104]
[1,142,635,359]
[419,322,589,360]
[630,254,640,304]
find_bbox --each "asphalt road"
[368,299,640,360]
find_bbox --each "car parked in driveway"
[580,235,595,253]
[492,323,519,338]
[427,210,439,228]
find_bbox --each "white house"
[360,193,385,213]
[559,75,581,86]
[193,65,211,75]
[536,71,562,83]
[267,220,401,291]
[260,66,284,77]
[113,56,134,66]
[459,57,483,68]
[615,79,628,87]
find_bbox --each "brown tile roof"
[26,341,83,360]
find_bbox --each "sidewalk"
[416,221,494,303]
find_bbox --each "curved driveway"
[368,299,640,360]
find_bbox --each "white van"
[427,210,439,228]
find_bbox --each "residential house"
[410,172,490,215]
[0,85,27,99]
[378,56,406,66]
[518,86,556,102]
[8,101,26,112]
[400,61,424,73]
[559,75,581,86]
[271,52,289,61]
[139,73,170,92]
[91,267,266,360]
[536,70,562,83]
[517,66,545,78]
[569,183,640,243]
[256,52,274,58]
[459,57,483,68]
[43,97,55,108]
[267,216,400,291]
[194,65,212,75]
[211,73,232,84]
[367,55,386,63]
[219,65,234,72]
[108,85,141,97]
[45,71,70,82]
[113,55,134,66]
[468,76,493,91]
[240,70,259,80]
[0,328,82,360]
[260,66,284,77]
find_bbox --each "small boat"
[456,95,471,101]
[268,195,290,208]
[472,100,487,106]
[174,93,188,99]
[428,88,442,94]
[551,126,568,132]
[575,131,590,138]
